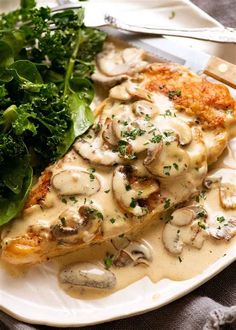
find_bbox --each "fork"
[52,3,236,44]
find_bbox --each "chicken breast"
[1,61,235,265]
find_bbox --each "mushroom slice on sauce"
[109,80,133,100]
[111,236,130,251]
[51,205,102,244]
[97,46,147,77]
[171,206,207,227]
[59,262,116,289]
[162,206,208,255]
[207,216,236,240]
[112,114,162,155]
[113,240,153,267]
[162,223,183,255]
[74,136,123,166]
[92,43,148,86]
[219,182,236,209]
[144,137,190,178]
[109,79,151,102]
[112,165,159,216]
[102,117,118,147]
[164,118,192,146]
[52,169,100,196]
[132,100,159,119]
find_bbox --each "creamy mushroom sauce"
[57,138,236,300]
[1,43,236,300]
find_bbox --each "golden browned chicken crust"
[144,63,236,129]
[25,170,52,209]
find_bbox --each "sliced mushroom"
[97,46,146,77]
[204,175,222,189]
[51,205,102,244]
[189,220,207,249]
[171,206,207,226]
[112,165,159,216]
[59,262,116,289]
[113,250,133,267]
[92,70,128,87]
[112,115,161,155]
[109,79,152,102]
[109,80,133,100]
[92,43,148,86]
[220,182,236,209]
[144,137,190,178]
[113,240,153,267]
[111,236,130,251]
[163,118,192,146]
[207,216,236,240]
[162,206,208,254]
[74,137,123,166]
[52,169,100,196]
[102,118,118,147]
[132,100,159,119]
[162,223,183,255]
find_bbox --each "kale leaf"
[0,1,106,225]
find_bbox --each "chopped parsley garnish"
[60,217,66,226]
[163,165,172,176]
[94,123,101,134]
[168,90,182,99]
[118,140,128,156]
[121,128,146,140]
[173,162,179,170]
[88,167,96,181]
[69,196,78,204]
[61,197,67,204]
[95,211,103,220]
[196,211,207,219]
[125,184,132,191]
[178,256,182,263]
[144,114,151,121]
[198,221,206,229]
[141,207,149,215]
[195,191,206,202]
[104,189,110,193]
[118,140,136,160]
[216,216,225,223]
[109,218,116,224]
[151,134,163,143]
[169,11,176,19]
[130,198,137,208]
[104,254,113,269]
[164,109,173,116]
[164,198,171,209]
[164,214,173,222]
[87,208,104,220]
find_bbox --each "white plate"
[0,0,236,327]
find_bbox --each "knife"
[53,2,236,89]
[102,27,236,90]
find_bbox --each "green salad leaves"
[0,0,106,225]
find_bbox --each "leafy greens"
[0,0,106,225]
